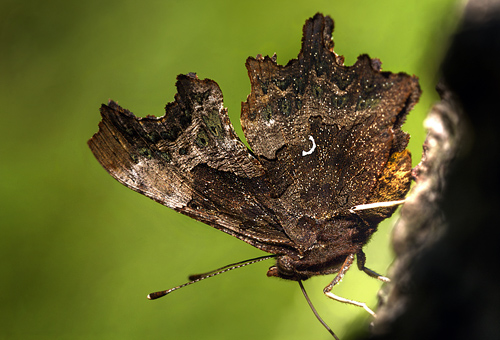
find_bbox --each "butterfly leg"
[356,249,390,283]
[323,253,377,317]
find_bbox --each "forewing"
[88,74,295,254]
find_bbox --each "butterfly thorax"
[267,216,374,281]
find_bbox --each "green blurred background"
[1,1,460,339]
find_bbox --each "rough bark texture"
[369,1,500,339]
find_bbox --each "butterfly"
[88,13,420,338]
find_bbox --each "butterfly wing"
[241,13,419,224]
[88,74,296,255]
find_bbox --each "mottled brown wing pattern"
[88,74,296,254]
[241,14,419,224]
[89,13,420,267]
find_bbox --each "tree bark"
[369,1,500,339]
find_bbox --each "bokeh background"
[1,1,461,339]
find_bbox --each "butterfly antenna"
[298,280,339,340]
[147,255,276,300]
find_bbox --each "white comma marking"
[302,135,317,156]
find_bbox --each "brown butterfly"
[88,13,420,338]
